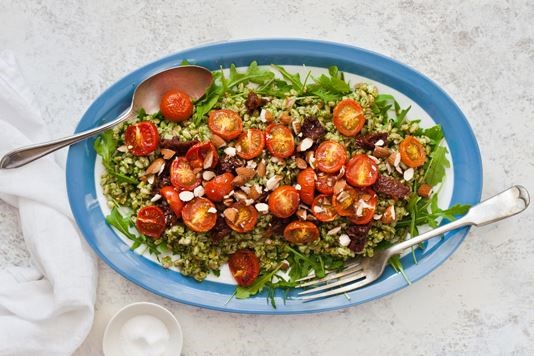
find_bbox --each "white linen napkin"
[0,51,97,356]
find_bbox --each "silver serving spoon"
[0,65,213,169]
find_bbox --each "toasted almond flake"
[306,151,316,169]
[385,162,393,174]
[255,203,269,213]
[160,148,176,160]
[236,167,256,180]
[245,199,255,206]
[127,145,133,150]
[240,186,251,194]
[382,205,396,224]
[298,137,314,152]
[283,97,296,109]
[246,160,258,169]
[117,145,128,153]
[327,226,342,235]
[223,208,238,223]
[207,207,217,214]
[224,190,235,199]
[394,152,401,167]
[333,179,347,195]
[291,120,302,135]
[375,139,384,147]
[265,175,282,191]
[202,170,216,181]
[368,155,380,164]
[298,132,303,137]
[232,175,249,187]
[403,168,414,181]
[294,184,302,191]
[395,165,403,174]
[339,234,351,247]
[179,191,194,202]
[313,206,324,213]
[150,194,162,202]
[296,208,307,221]
[373,214,383,220]
[193,185,205,197]
[210,134,226,148]
[203,151,214,169]
[295,157,307,169]
[336,190,350,202]
[234,191,248,201]
[146,174,155,185]
[271,156,279,163]
[259,109,267,122]
[224,147,236,157]
[223,198,234,207]
[256,160,266,177]
[337,166,346,180]
[145,158,165,175]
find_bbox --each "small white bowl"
[103,302,183,356]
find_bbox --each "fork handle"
[387,185,530,256]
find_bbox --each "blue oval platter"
[66,39,482,314]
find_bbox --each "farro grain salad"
[95,62,468,304]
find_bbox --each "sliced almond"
[337,166,346,180]
[382,205,396,224]
[295,157,307,169]
[279,111,292,125]
[327,226,342,236]
[298,137,314,152]
[256,160,266,177]
[223,198,234,207]
[232,175,249,187]
[387,151,400,166]
[255,203,269,213]
[160,148,176,160]
[296,208,307,221]
[224,146,236,157]
[144,158,165,176]
[223,207,238,223]
[283,97,296,109]
[210,134,226,148]
[291,120,302,135]
[236,167,256,180]
[333,179,347,195]
[202,170,216,181]
[203,150,215,169]
[260,109,274,122]
[117,145,128,153]
[150,194,162,202]
[373,146,390,158]
[193,185,205,197]
[306,151,316,169]
[403,168,414,181]
[234,191,248,201]
[248,185,261,200]
[146,174,155,185]
[265,175,282,191]
[179,191,195,202]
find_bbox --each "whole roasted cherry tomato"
[399,136,426,168]
[181,197,217,232]
[265,124,295,159]
[314,140,347,173]
[170,157,201,191]
[268,185,300,218]
[224,202,259,233]
[124,121,159,156]
[185,142,219,170]
[345,154,378,187]
[283,221,320,244]
[236,128,265,160]
[297,168,316,206]
[160,90,193,122]
[315,173,337,195]
[208,109,243,141]
[311,194,338,222]
[228,249,260,287]
[333,99,365,136]
[136,205,166,238]
[204,172,234,202]
[347,188,378,225]
[159,186,184,218]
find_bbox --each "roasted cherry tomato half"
[311,194,338,222]
[333,185,359,217]
[160,90,193,122]
[347,188,378,225]
[228,249,260,287]
[185,142,219,170]
[314,140,347,173]
[204,172,234,202]
[315,173,337,195]
[268,185,300,218]
[345,154,379,187]
[124,121,160,156]
[181,197,217,232]
[283,221,320,244]
[170,157,201,191]
[208,109,243,141]
[399,135,426,168]
[265,124,295,159]
[136,205,166,238]
[159,186,185,218]
[333,98,365,136]
[296,168,316,206]
[224,202,259,233]
[236,128,265,160]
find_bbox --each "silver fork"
[297,185,530,301]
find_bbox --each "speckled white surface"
[1,1,533,355]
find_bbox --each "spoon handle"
[0,110,133,169]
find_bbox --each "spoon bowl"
[0,65,213,169]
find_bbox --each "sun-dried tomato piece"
[372,174,410,200]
